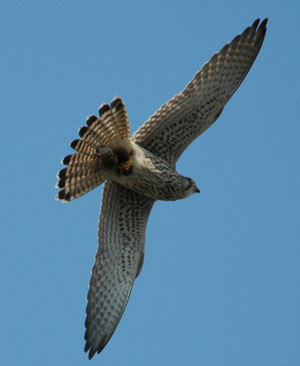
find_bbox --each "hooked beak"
[195,188,200,193]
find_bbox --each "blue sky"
[1,1,299,365]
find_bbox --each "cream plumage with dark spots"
[56,18,268,359]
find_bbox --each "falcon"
[56,18,268,359]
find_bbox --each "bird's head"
[183,177,200,198]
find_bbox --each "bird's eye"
[186,178,193,189]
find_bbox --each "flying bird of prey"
[56,18,268,359]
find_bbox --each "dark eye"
[186,178,193,189]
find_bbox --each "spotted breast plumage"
[56,18,268,359]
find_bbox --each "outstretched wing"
[133,18,268,166]
[84,181,154,359]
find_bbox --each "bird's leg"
[117,157,133,176]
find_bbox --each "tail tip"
[98,103,110,117]
[86,115,98,127]
[56,189,71,202]
[111,96,124,111]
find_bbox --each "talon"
[120,160,132,171]
[117,158,133,175]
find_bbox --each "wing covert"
[133,18,268,166]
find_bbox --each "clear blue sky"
[1,1,299,365]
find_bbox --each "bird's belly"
[111,145,187,201]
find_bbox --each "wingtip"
[252,18,260,29]
[84,342,97,360]
[253,17,268,31]
[256,18,268,41]
[259,18,268,31]
[88,349,96,360]
[85,339,108,360]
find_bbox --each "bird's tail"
[56,97,131,202]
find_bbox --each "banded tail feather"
[56,97,131,202]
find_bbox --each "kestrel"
[56,18,268,359]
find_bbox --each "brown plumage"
[56,97,133,202]
[56,18,268,359]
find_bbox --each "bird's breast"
[110,142,189,201]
